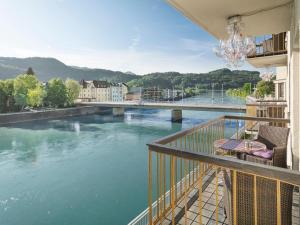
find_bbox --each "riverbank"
[0,106,111,125]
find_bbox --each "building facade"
[167,0,300,170]
[94,81,111,102]
[78,80,96,102]
[274,66,288,100]
[143,88,163,102]
[78,80,128,102]
[162,89,180,101]
[111,83,128,102]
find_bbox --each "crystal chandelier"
[214,16,255,68]
[260,71,275,81]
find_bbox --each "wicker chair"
[223,125,293,225]
[246,125,290,168]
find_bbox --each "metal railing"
[246,100,288,130]
[248,32,287,58]
[140,115,300,225]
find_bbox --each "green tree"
[0,79,16,112]
[184,87,195,96]
[0,82,7,113]
[2,79,15,111]
[45,78,68,107]
[226,88,248,98]
[65,78,80,105]
[256,80,275,98]
[243,83,251,95]
[27,85,45,108]
[13,74,39,110]
[26,67,35,75]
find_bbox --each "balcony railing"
[132,115,300,225]
[246,99,288,130]
[248,32,287,58]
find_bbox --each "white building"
[78,80,128,102]
[78,80,111,102]
[162,89,180,100]
[111,83,128,102]
[166,0,300,170]
[78,80,96,102]
[274,66,288,100]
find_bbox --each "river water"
[0,95,244,225]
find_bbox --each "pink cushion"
[252,149,273,160]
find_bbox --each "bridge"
[78,101,246,122]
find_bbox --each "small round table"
[213,139,267,157]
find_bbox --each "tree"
[65,78,80,105]
[13,74,39,110]
[242,83,251,95]
[256,80,275,98]
[1,79,15,112]
[184,87,195,96]
[26,67,35,75]
[0,81,7,113]
[0,79,16,112]
[27,85,45,108]
[45,78,68,107]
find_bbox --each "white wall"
[289,0,300,170]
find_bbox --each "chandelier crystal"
[214,18,256,68]
[260,71,275,81]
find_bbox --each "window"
[278,83,285,99]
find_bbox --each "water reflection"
[0,108,241,165]
[0,112,181,164]
[73,122,80,135]
[1,115,124,132]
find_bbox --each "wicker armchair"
[223,125,293,225]
[246,125,290,168]
[223,170,294,225]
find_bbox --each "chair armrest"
[272,146,287,168]
[245,154,273,166]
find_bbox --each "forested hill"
[0,57,260,89]
[126,69,260,89]
[0,57,139,82]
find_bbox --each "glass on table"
[249,141,254,149]
[244,140,250,150]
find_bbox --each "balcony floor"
[162,171,300,225]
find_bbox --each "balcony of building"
[247,32,287,68]
[246,97,288,128]
[129,115,300,225]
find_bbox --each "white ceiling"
[167,0,292,39]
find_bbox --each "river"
[0,94,243,225]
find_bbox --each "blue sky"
[0,0,256,74]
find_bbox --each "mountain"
[127,68,261,90]
[0,57,260,89]
[0,57,139,82]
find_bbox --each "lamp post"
[182,86,184,104]
[172,87,174,103]
[211,83,215,103]
[221,83,224,103]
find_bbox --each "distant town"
[0,67,273,114]
[78,79,185,103]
